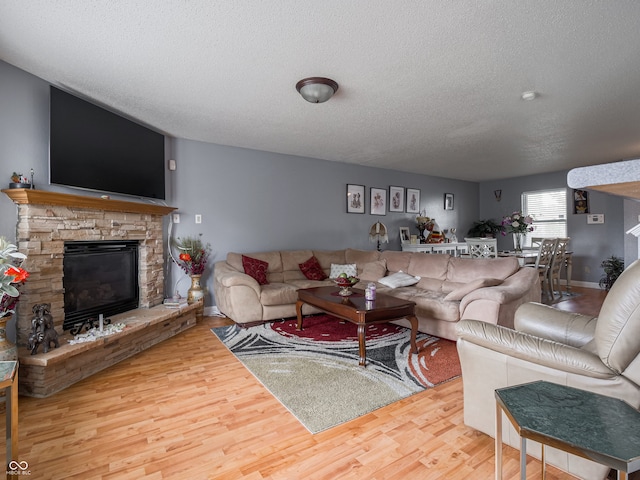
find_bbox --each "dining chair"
[547,237,570,300]
[530,237,544,249]
[464,237,498,258]
[526,238,557,299]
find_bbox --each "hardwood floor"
[2,287,609,479]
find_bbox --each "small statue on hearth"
[28,303,59,355]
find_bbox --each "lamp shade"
[296,77,339,103]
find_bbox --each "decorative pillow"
[378,271,420,289]
[330,263,357,279]
[242,255,269,285]
[443,277,503,301]
[299,256,328,281]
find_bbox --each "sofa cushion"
[443,277,504,301]
[359,259,387,282]
[345,248,381,265]
[447,256,519,283]
[380,250,412,273]
[299,256,328,280]
[393,287,460,322]
[314,250,347,271]
[379,271,420,288]
[242,255,269,285]
[260,283,298,305]
[281,250,314,272]
[330,263,357,278]
[407,253,450,280]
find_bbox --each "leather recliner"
[455,259,640,480]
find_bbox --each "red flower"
[5,266,28,283]
[179,253,192,262]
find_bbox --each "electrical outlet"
[172,213,180,224]
[195,214,202,224]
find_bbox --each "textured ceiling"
[3,1,640,182]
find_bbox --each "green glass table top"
[0,361,17,383]
[495,380,640,472]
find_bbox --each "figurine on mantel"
[9,168,35,189]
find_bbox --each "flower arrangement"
[172,235,211,276]
[501,211,534,235]
[0,237,28,318]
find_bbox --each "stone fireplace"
[2,188,198,397]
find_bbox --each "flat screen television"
[49,86,166,200]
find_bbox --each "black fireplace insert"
[62,240,139,331]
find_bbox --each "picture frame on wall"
[370,187,387,215]
[346,184,365,214]
[406,188,420,213]
[573,189,589,214]
[444,193,454,210]
[389,186,405,212]
[399,227,410,244]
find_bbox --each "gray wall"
[479,171,625,285]
[167,139,479,304]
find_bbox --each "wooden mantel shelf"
[2,188,176,215]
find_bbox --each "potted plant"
[599,256,624,291]
[0,237,28,360]
[467,219,504,238]
[172,235,211,320]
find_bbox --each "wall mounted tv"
[49,86,166,200]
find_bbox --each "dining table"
[498,248,573,294]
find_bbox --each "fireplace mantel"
[2,188,176,215]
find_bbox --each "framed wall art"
[370,187,386,215]
[444,193,454,210]
[389,186,405,212]
[399,227,410,244]
[346,184,365,214]
[406,188,420,213]
[573,189,589,214]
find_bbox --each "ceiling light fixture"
[296,77,339,103]
[521,91,538,101]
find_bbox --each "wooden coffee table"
[296,286,419,366]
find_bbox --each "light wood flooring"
[1,287,612,479]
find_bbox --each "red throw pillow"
[242,255,269,285]
[299,256,328,281]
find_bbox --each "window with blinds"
[521,188,567,243]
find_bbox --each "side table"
[0,361,18,473]
[495,381,640,480]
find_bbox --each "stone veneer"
[2,189,197,397]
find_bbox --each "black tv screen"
[49,86,166,200]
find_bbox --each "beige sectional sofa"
[213,248,541,340]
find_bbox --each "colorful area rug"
[212,315,461,433]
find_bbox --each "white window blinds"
[522,188,567,239]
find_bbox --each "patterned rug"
[212,314,461,433]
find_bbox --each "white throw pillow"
[378,271,420,288]
[330,263,357,279]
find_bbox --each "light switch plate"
[587,213,604,224]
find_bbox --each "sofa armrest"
[455,319,615,379]
[514,302,597,348]
[213,262,261,296]
[459,266,538,309]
